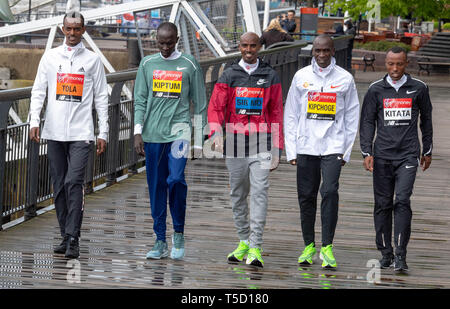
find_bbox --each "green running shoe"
[246,248,264,268]
[146,240,169,259]
[298,243,317,265]
[320,245,337,269]
[170,232,185,260]
[227,240,249,263]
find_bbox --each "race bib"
[235,87,264,115]
[152,70,183,99]
[56,73,84,102]
[307,92,336,120]
[383,98,412,126]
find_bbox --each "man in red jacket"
[208,32,284,267]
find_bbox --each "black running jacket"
[360,74,433,160]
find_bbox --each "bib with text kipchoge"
[307,92,336,120]
[383,98,412,126]
[56,73,84,102]
[152,70,183,99]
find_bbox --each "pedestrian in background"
[260,18,294,49]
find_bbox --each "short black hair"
[288,10,295,15]
[157,22,178,36]
[63,11,85,27]
[387,46,408,58]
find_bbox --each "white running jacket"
[284,57,360,162]
[29,42,109,141]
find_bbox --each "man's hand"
[29,127,40,143]
[134,134,145,156]
[270,155,280,171]
[420,155,432,171]
[97,138,106,155]
[211,135,223,153]
[363,156,374,172]
[289,159,297,166]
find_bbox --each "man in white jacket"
[29,12,109,259]
[284,35,359,269]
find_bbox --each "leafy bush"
[354,41,411,52]
[443,23,450,30]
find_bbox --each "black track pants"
[373,157,417,257]
[47,140,92,238]
[296,154,343,247]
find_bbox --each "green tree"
[327,0,450,21]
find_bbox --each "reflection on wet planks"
[1,155,450,289]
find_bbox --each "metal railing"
[0,36,351,229]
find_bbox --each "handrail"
[0,36,351,228]
[0,41,309,103]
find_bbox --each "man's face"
[157,29,179,58]
[288,12,295,20]
[385,51,408,81]
[239,33,261,64]
[62,17,85,47]
[312,38,335,68]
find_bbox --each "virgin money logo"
[383,98,412,109]
[153,70,167,80]
[153,70,182,81]
[236,87,248,97]
[308,92,321,102]
[308,92,336,102]
[236,87,263,97]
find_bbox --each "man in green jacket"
[134,22,207,260]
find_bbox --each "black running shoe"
[65,237,80,259]
[379,253,394,269]
[53,236,69,254]
[394,255,408,272]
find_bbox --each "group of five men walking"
[29,14,433,273]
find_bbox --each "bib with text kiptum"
[152,70,183,99]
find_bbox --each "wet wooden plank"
[1,85,450,289]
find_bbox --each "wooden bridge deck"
[1,82,450,290]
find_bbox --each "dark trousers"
[296,154,343,247]
[144,140,188,241]
[47,140,92,238]
[373,157,417,257]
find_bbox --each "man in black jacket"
[281,10,297,34]
[359,47,433,272]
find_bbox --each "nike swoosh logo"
[406,90,417,94]
[256,79,267,85]
[176,66,187,70]
[330,85,342,89]
[405,165,416,169]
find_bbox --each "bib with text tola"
[383,98,412,126]
[56,73,84,102]
[152,70,183,99]
[307,92,336,120]
[235,87,264,115]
